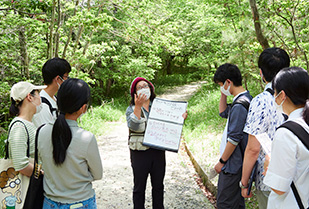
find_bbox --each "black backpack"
[278,121,309,209]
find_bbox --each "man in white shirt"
[33,57,71,127]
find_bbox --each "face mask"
[274,91,286,113]
[78,104,88,120]
[220,81,232,96]
[137,88,151,100]
[31,99,43,114]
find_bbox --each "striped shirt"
[8,117,36,171]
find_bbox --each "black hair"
[130,81,156,106]
[258,47,290,82]
[42,57,71,85]
[272,67,309,125]
[9,90,36,116]
[52,78,90,165]
[213,63,242,86]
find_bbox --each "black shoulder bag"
[23,124,45,209]
[278,121,309,209]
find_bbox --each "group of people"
[212,47,309,209]
[3,47,309,209]
[6,58,102,208]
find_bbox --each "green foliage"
[1,0,309,126]
[78,98,127,136]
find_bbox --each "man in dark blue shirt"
[213,63,253,209]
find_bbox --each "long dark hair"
[272,67,309,125]
[130,81,156,106]
[52,78,90,165]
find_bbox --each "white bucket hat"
[10,81,46,102]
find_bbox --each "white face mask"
[274,91,286,113]
[137,88,151,100]
[31,98,43,114]
[220,81,232,96]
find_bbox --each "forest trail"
[93,81,215,209]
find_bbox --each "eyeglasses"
[136,84,150,90]
[4,178,21,189]
[59,76,70,82]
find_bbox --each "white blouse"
[264,108,309,209]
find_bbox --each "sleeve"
[264,129,297,192]
[86,134,103,180]
[219,105,231,119]
[227,104,248,144]
[9,124,29,171]
[243,96,267,136]
[126,106,147,132]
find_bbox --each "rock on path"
[93,81,214,208]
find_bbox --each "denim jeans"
[43,195,97,209]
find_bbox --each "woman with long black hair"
[38,78,102,208]
[264,67,309,209]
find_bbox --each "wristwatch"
[219,158,227,164]
[239,181,249,189]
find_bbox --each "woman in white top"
[264,67,309,209]
[38,78,103,209]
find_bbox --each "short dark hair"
[213,63,242,86]
[42,57,71,85]
[258,47,290,82]
[272,67,309,125]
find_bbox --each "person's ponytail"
[51,78,90,166]
[52,112,72,165]
[9,98,21,116]
[303,99,309,126]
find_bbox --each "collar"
[66,119,79,127]
[233,91,248,102]
[288,108,304,120]
[263,83,272,92]
[40,89,57,103]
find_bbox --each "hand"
[214,162,224,174]
[263,154,270,176]
[241,187,253,198]
[134,92,148,107]
[182,110,188,120]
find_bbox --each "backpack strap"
[266,88,274,95]
[278,121,309,209]
[279,121,309,150]
[5,120,30,159]
[35,124,45,163]
[41,96,58,117]
[231,98,250,111]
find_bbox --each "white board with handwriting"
[143,98,187,152]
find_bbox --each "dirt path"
[93,81,214,209]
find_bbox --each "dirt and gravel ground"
[93,81,215,209]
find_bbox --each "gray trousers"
[217,170,245,209]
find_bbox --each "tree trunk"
[54,0,61,57]
[249,0,270,49]
[18,26,29,78]
[62,0,79,58]
[49,0,56,59]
